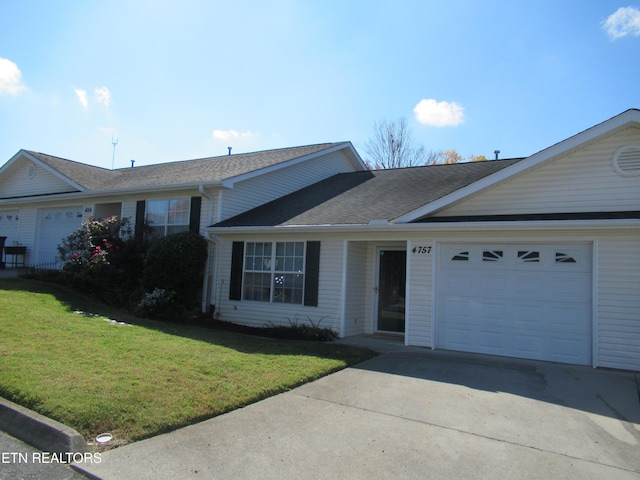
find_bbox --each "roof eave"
[207,218,640,235]
[0,180,224,205]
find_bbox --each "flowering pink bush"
[58,216,133,270]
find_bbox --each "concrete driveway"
[75,348,640,480]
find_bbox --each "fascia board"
[0,181,224,205]
[207,218,640,236]
[394,109,640,223]
[0,151,24,176]
[93,181,224,195]
[221,142,363,188]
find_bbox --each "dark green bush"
[142,230,208,309]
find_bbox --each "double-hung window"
[243,241,305,304]
[230,241,320,306]
[146,198,190,239]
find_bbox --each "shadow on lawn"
[0,278,377,365]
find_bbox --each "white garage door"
[37,206,84,264]
[437,244,592,365]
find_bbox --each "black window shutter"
[135,200,146,242]
[229,241,244,300]
[304,241,321,306]
[189,196,202,233]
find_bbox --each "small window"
[518,250,540,263]
[451,251,469,261]
[482,250,503,262]
[612,144,640,177]
[555,252,577,264]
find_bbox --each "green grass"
[0,278,376,447]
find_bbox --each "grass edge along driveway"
[0,279,376,448]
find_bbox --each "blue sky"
[1,1,639,169]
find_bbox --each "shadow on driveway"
[350,348,640,424]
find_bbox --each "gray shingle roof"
[27,143,347,191]
[213,158,523,227]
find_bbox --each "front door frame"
[374,246,407,335]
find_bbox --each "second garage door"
[437,244,592,365]
[37,206,84,264]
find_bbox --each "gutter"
[206,218,640,236]
[199,185,216,314]
[0,182,227,206]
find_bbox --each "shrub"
[58,216,133,271]
[136,288,176,317]
[56,216,145,306]
[142,230,208,310]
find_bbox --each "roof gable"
[432,124,640,218]
[0,151,89,199]
[394,108,640,222]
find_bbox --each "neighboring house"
[0,142,366,308]
[208,109,640,371]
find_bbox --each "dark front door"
[376,250,406,333]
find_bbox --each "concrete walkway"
[74,347,640,480]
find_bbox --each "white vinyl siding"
[406,237,434,347]
[0,162,78,198]
[596,232,640,371]
[343,242,369,337]
[436,127,640,217]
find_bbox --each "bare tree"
[364,117,489,169]
[364,117,429,169]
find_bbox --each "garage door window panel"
[555,252,577,264]
[451,251,469,262]
[482,250,504,262]
[518,250,540,263]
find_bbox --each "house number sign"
[411,246,432,254]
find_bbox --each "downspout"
[199,185,215,314]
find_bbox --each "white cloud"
[413,99,465,127]
[0,58,25,95]
[602,6,640,40]
[212,129,256,140]
[74,88,89,108]
[94,87,111,106]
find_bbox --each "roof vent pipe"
[227,147,232,156]
[494,150,500,160]
[131,159,135,168]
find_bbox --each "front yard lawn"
[0,278,376,447]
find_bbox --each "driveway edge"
[0,396,88,455]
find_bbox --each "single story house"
[0,141,366,306]
[208,109,640,371]
[1,109,638,371]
